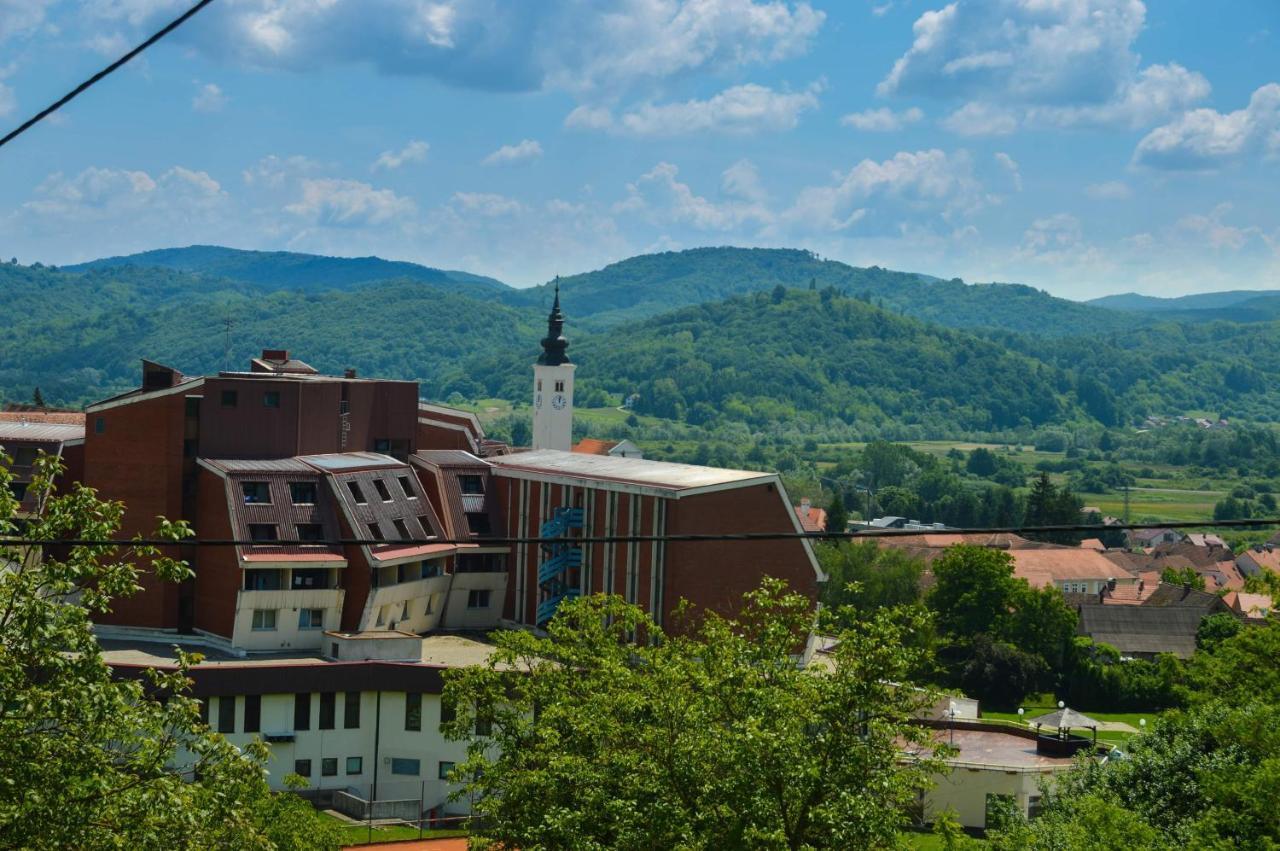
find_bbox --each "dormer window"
[296,523,323,542]
[374,479,392,502]
[458,475,484,495]
[290,481,317,504]
[241,482,270,504]
[347,481,365,504]
[248,523,278,542]
[398,476,415,498]
[367,523,384,542]
[393,518,410,540]
[466,513,491,535]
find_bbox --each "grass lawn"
[980,700,1163,747]
[319,813,468,845]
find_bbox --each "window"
[319,692,335,729]
[299,608,324,630]
[374,479,392,502]
[466,513,492,535]
[221,390,238,407]
[247,524,278,542]
[290,481,317,504]
[94,416,105,434]
[241,481,270,504]
[295,524,324,543]
[393,518,410,540]
[438,761,455,780]
[405,692,422,731]
[294,693,311,731]
[199,699,209,726]
[474,703,493,737]
[251,609,277,631]
[374,438,390,453]
[217,696,236,733]
[263,390,281,408]
[244,694,261,733]
[294,759,311,777]
[346,757,363,775]
[536,379,542,391]
[457,474,485,495]
[347,481,366,504]
[391,758,420,776]
[367,523,384,542]
[422,561,441,579]
[467,589,491,609]
[321,758,337,777]
[9,482,28,502]
[375,606,386,627]
[397,562,417,583]
[418,517,436,539]
[554,380,565,393]
[1027,795,1043,820]
[344,692,361,729]
[292,568,326,589]
[398,476,415,498]
[12,447,37,467]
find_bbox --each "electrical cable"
[3,515,1276,548]
[0,0,217,151]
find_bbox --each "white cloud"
[994,152,1021,192]
[0,81,14,118]
[879,1,1209,132]
[482,139,543,166]
[285,178,415,226]
[619,161,771,231]
[0,0,57,42]
[840,106,923,132]
[1085,180,1132,200]
[192,82,227,112]
[106,0,823,95]
[451,192,523,216]
[1175,203,1261,251]
[242,154,322,188]
[1031,63,1210,129]
[1133,83,1280,170]
[372,140,430,172]
[24,165,224,219]
[721,159,768,203]
[940,101,1017,136]
[573,82,820,136]
[780,149,984,234]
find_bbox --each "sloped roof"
[1238,547,1280,574]
[795,504,828,533]
[1012,548,1121,585]
[0,410,85,426]
[1224,591,1272,619]
[1143,583,1228,611]
[1030,707,1101,730]
[1079,538,1106,551]
[1078,603,1207,658]
[0,422,84,442]
[573,438,620,456]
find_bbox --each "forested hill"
[66,245,508,296]
[515,246,1133,336]
[61,244,1132,337]
[463,288,1083,434]
[1088,289,1280,313]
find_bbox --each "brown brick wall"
[193,469,239,637]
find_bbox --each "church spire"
[538,276,570,366]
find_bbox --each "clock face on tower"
[534,393,543,409]
[552,394,566,410]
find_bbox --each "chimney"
[344,368,357,379]
[262,348,288,362]
[800,498,811,512]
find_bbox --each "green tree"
[817,540,923,614]
[1195,612,1243,653]
[928,545,1020,638]
[1187,617,1280,706]
[0,453,341,850]
[825,491,848,534]
[441,580,946,850]
[31,386,44,407]
[1160,565,1205,591]
[965,447,998,477]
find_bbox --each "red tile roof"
[795,504,828,532]
[573,438,621,456]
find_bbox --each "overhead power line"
[0,0,217,151]
[3,515,1277,548]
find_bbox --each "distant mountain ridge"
[67,245,510,296]
[1088,289,1280,313]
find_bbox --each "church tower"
[532,279,575,452]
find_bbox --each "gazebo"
[1029,704,1100,756]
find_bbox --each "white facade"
[210,689,478,810]
[532,362,575,452]
[233,587,346,652]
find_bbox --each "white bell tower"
[532,279,575,452]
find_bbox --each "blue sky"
[0,0,1277,298]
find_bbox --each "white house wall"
[232,588,345,651]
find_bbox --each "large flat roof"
[907,726,1079,770]
[0,421,85,442]
[489,449,772,496]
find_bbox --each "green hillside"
[1088,289,1280,313]
[512,246,1132,336]
[66,245,509,296]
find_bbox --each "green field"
[980,700,1163,747]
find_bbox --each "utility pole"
[1123,484,1131,524]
